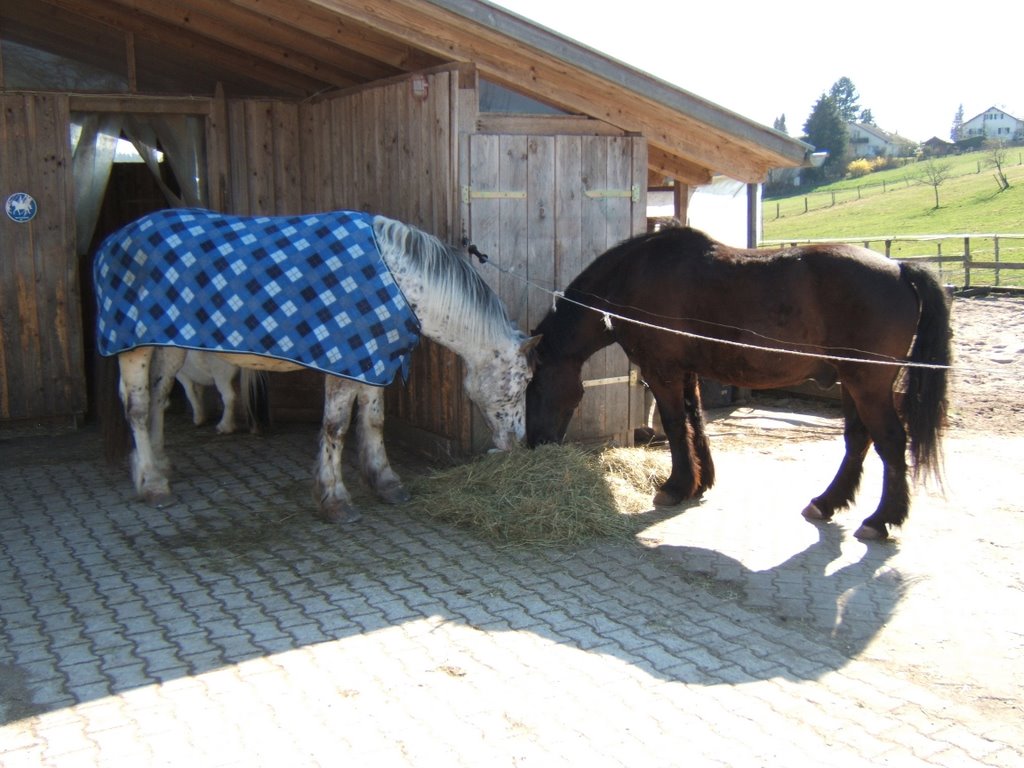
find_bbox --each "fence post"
[937,241,943,282]
[994,235,1001,286]
[885,240,892,258]
[963,236,971,289]
[804,197,808,213]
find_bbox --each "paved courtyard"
[1,406,1022,767]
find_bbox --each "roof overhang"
[2,0,812,184]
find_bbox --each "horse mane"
[373,216,523,348]
[563,227,718,297]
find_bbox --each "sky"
[489,0,1019,143]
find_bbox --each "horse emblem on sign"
[5,192,38,223]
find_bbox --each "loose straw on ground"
[411,444,671,547]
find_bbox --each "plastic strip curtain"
[71,113,122,253]
[71,112,207,254]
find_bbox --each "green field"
[761,149,1024,287]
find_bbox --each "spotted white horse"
[96,209,539,523]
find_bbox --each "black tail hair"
[900,262,952,486]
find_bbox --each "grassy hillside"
[761,149,1024,286]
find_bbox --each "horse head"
[464,333,542,451]
[525,344,585,448]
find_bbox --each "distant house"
[961,106,1023,141]
[921,136,956,157]
[847,122,915,158]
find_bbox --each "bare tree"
[916,158,953,209]
[987,139,1011,191]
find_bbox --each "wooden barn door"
[466,133,647,446]
[0,93,83,428]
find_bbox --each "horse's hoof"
[144,490,176,509]
[316,503,363,525]
[801,502,826,521]
[854,524,887,541]
[377,484,411,505]
[653,490,683,507]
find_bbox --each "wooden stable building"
[0,0,809,453]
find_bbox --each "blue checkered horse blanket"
[94,209,421,386]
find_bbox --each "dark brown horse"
[526,226,951,540]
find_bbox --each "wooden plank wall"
[0,93,85,426]
[301,68,467,451]
[222,97,318,424]
[467,132,647,445]
[225,99,305,216]
[222,68,472,451]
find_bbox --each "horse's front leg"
[313,376,361,524]
[118,347,172,506]
[645,373,705,506]
[685,373,715,494]
[355,384,410,505]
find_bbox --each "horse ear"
[520,334,542,354]
[520,334,542,370]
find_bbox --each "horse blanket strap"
[94,209,421,386]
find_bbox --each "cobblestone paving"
[1,417,1022,767]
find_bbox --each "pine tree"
[803,95,849,182]
[773,114,788,134]
[828,77,861,122]
[951,105,965,141]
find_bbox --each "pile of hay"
[411,444,671,546]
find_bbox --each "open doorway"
[72,114,203,422]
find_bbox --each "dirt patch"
[704,292,1024,446]
[945,292,1024,436]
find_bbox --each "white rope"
[489,252,955,370]
[550,290,951,370]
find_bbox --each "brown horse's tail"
[95,350,131,465]
[900,262,952,486]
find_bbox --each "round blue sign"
[6,192,38,223]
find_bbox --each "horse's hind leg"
[803,387,870,525]
[803,383,909,540]
[148,348,186,473]
[355,384,410,505]
[852,392,910,540]
[176,367,208,426]
[313,376,361,524]
[119,347,181,506]
[208,356,240,434]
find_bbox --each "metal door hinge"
[462,186,527,203]
[583,184,640,203]
[582,369,639,389]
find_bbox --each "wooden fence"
[760,234,1024,289]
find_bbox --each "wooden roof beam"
[306,0,810,182]
[41,0,328,94]
[224,0,443,73]
[98,0,368,87]
[647,146,713,187]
